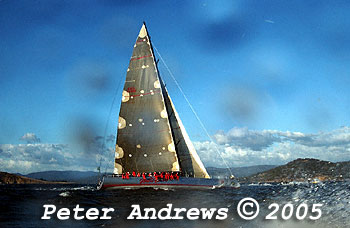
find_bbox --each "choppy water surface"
[0,182,349,228]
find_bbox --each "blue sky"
[1,0,350,173]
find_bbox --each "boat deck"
[99,175,237,190]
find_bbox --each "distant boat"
[98,23,238,190]
[311,178,322,184]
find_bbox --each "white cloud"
[213,127,281,150]
[2,127,350,173]
[195,126,350,168]
[0,142,114,174]
[19,133,41,143]
[224,146,247,157]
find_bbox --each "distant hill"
[207,165,276,178]
[7,165,276,184]
[25,170,101,184]
[0,172,65,184]
[17,166,275,184]
[240,158,350,183]
[4,158,349,184]
[9,166,274,184]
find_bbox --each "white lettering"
[173,208,186,219]
[41,205,56,219]
[86,208,99,220]
[127,204,144,219]
[200,208,216,219]
[186,208,200,220]
[57,208,70,220]
[144,208,157,219]
[127,204,228,220]
[100,208,115,219]
[41,204,114,220]
[73,204,85,220]
[216,208,228,220]
[158,204,173,220]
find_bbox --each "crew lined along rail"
[117,171,180,181]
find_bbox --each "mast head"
[139,22,148,38]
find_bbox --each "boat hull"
[98,175,238,190]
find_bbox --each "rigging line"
[99,75,124,175]
[153,45,234,177]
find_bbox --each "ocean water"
[0,182,349,228]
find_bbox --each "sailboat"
[98,23,237,190]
